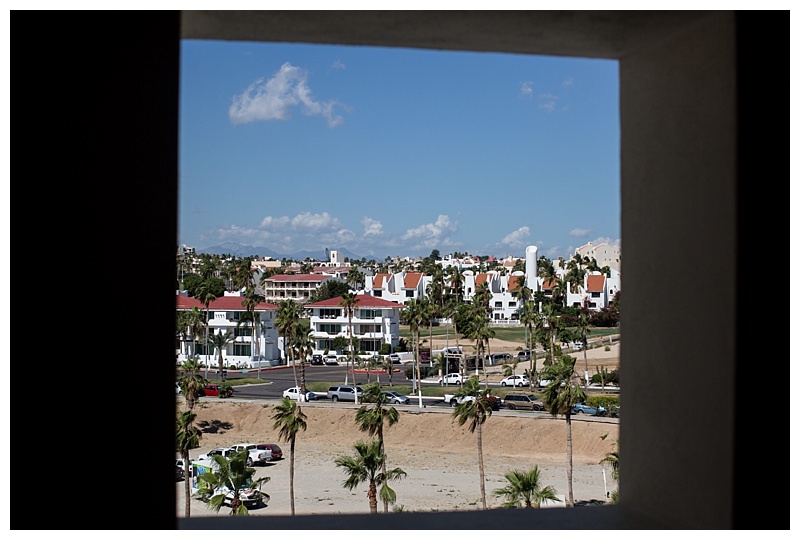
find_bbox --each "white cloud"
[229,62,345,127]
[290,211,343,230]
[331,59,346,70]
[520,81,533,97]
[260,215,290,228]
[562,77,574,87]
[569,228,594,238]
[402,215,458,241]
[362,217,383,236]
[499,226,531,247]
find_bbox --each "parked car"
[176,382,182,394]
[381,390,410,405]
[176,462,184,480]
[490,352,513,364]
[438,373,468,386]
[502,393,545,411]
[327,385,365,402]
[324,355,339,365]
[517,350,532,360]
[201,384,233,398]
[310,354,324,365]
[571,341,584,350]
[222,484,267,509]
[500,374,531,387]
[197,447,236,461]
[256,443,283,461]
[282,386,317,401]
[572,402,606,416]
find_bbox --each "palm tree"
[195,448,269,516]
[240,288,262,369]
[187,307,205,360]
[293,330,315,394]
[356,383,400,513]
[271,397,308,515]
[381,356,395,387]
[195,280,218,377]
[599,434,620,503]
[401,298,426,406]
[339,292,359,401]
[575,310,592,386]
[492,466,560,508]
[177,358,206,411]
[541,354,587,507]
[519,300,537,389]
[452,375,494,510]
[176,410,202,517]
[335,439,407,514]
[276,299,301,400]
[176,310,191,359]
[207,330,235,382]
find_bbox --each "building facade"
[306,294,404,356]
[176,291,280,369]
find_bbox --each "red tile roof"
[176,294,277,310]
[403,272,422,289]
[373,273,390,288]
[264,274,330,283]
[507,275,524,292]
[541,278,557,290]
[306,294,404,309]
[586,274,605,292]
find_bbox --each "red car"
[202,384,233,398]
[256,443,283,461]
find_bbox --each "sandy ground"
[176,341,621,518]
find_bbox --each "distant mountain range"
[197,242,368,262]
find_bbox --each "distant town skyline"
[179,40,620,261]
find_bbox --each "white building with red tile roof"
[260,273,339,305]
[175,291,281,369]
[305,294,404,355]
[363,271,429,306]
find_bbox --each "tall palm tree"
[187,307,205,360]
[452,375,494,510]
[207,330,235,382]
[176,310,191,359]
[381,356,395,387]
[240,288,262,368]
[575,310,592,386]
[276,299,301,400]
[356,383,400,513]
[339,292,359,401]
[195,449,269,516]
[334,439,407,514]
[519,300,537,389]
[599,435,620,503]
[195,280,218,377]
[293,330,315,394]
[176,410,202,517]
[271,397,308,516]
[177,358,206,411]
[541,354,587,507]
[492,466,560,508]
[401,298,426,406]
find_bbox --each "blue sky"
[179,39,620,261]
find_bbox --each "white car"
[282,386,317,401]
[438,373,468,386]
[500,374,530,387]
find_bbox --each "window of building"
[233,343,251,356]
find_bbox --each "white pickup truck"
[443,392,502,410]
[443,393,474,407]
[199,444,271,466]
[229,443,272,466]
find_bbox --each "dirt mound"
[186,400,618,465]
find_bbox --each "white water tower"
[525,245,538,290]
